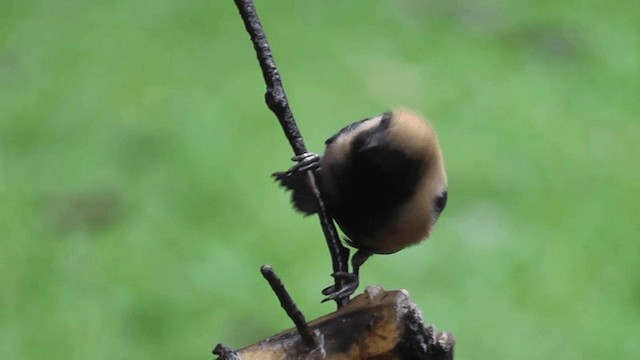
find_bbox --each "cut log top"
[219,286,454,360]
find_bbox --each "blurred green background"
[2,0,639,359]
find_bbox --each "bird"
[273,108,448,301]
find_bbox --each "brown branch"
[214,286,455,360]
[233,0,350,308]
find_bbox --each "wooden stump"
[215,286,454,360]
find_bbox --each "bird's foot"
[285,153,321,175]
[320,271,359,303]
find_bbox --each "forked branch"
[214,286,455,359]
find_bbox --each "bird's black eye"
[434,190,448,214]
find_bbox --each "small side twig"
[211,343,240,360]
[233,0,350,308]
[260,265,318,349]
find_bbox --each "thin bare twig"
[233,0,350,308]
[260,265,318,349]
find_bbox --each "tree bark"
[214,286,454,360]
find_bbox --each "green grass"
[1,0,639,359]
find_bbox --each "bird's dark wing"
[272,170,318,215]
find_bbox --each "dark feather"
[272,170,318,215]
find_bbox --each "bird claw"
[321,271,359,302]
[320,250,371,303]
[286,152,321,174]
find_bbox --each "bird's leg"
[321,249,372,302]
[285,153,321,174]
